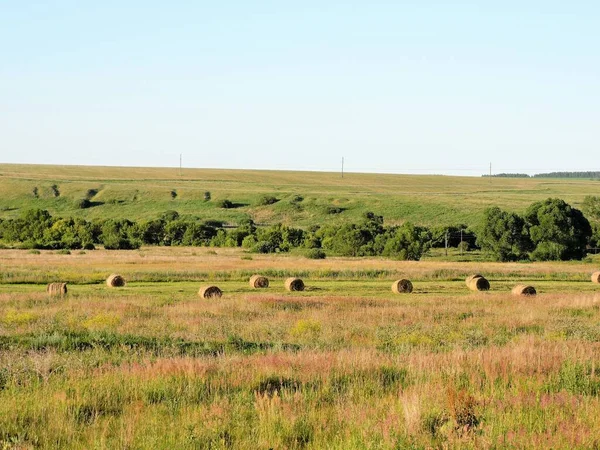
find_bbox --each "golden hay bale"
[249,275,269,289]
[465,274,484,285]
[466,275,490,291]
[285,277,305,292]
[198,285,223,299]
[391,279,413,294]
[592,272,600,283]
[512,284,536,296]
[106,274,126,287]
[46,282,67,296]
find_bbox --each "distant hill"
[0,163,596,228]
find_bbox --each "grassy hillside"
[0,163,597,227]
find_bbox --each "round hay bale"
[198,285,222,299]
[106,274,126,287]
[592,272,600,283]
[465,274,484,286]
[285,277,305,292]
[467,275,490,291]
[249,275,269,289]
[512,284,536,296]
[391,279,413,294]
[46,282,67,296]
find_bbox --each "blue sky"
[1,1,598,175]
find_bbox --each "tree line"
[0,197,599,261]
[484,172,600,179]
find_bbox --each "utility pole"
[445,230,448,257]
[179,154,182,177]
[460,229,464,255]
[341,157,344,179]
[489,162,492,183]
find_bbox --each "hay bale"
[391,279,413,294]
[512,284,536,296]
[592,272,600,283]
[47,282,67,296]
[465,274,484,285]
[198,285,223,299]
[285,277,305,292]
[249,275,269,289]
[106,274,126,287]
[466,274,490,291]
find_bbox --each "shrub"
[56,249,71,255]
[75,198,91,209]
[306,248,326,259]
[324,205,344,215]
[217,199,233,209]
[203,191,211,201]
[170,190,177,199]
[257,195,278,206]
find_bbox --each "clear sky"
[1,1,598,175]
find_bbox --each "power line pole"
[179,154,182,177]
[489,162,492,183]
[341,157,344,179]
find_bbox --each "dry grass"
[2,247,600,447]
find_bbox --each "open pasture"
[2,248,600,448]
[0,163,598,226]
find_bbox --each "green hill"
[0,163,595,227]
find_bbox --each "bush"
[56,249,71,255]
[305,249,326,259]
[257,195,278,206]
[75,198,91,209]
[217,199,233,209]
[203,191,211,201]
[324,206,344,215]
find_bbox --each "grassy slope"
[0,163,597,227]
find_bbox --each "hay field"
[3,247,600,448]
[0,163,597,226]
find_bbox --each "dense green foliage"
[524,198,591,261]
[476,207,530,261]
[478,199,592,261]
[0,196,595,261]
[0,209,432,260]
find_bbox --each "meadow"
[2,247,600,448]
[2,165,600,448]
[1,163,598,227]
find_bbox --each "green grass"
[0,163,596,226]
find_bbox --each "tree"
[583,196,600,221]
[476,207,530,261]
[380,223,431,260]
[524,198,591,260]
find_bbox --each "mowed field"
[1,163,599,226]
[2,247,600,448]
